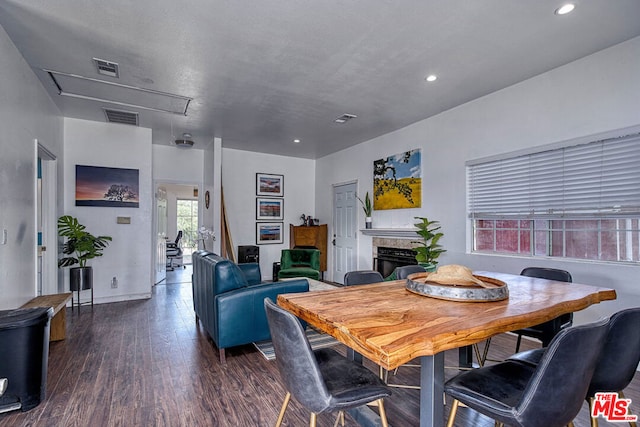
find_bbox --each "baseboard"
[66,293,152,306]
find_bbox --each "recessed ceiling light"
[293,139,301,143]
[426,75,437,82]
[555,3,575,15]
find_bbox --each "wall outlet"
[111,277,118,288]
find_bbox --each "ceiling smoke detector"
[174,133,194,148]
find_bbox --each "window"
[467,132,640,263]
[176,199,198,259]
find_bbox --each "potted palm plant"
[412,216,445,272]
[58,215,112,291]
[357,191,373,229]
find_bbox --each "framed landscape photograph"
[75,165,139,208]
[256,197,284,220]
[256,173,284,197]
[256,222,284,244]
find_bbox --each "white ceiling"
[2,1,640,159]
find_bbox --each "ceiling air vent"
[93,58,119,78]
[334,113,357,124]
[103,108,139,126]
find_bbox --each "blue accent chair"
[192,250,309,363]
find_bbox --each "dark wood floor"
[1,267,638,426]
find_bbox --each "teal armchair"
[278,248,321,281]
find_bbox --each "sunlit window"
[176,199,198,260]
[468,132,640,263]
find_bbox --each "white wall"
[222,148,316,280]
[0,25,63,309]
[152,144,204,183]
[64,118,153,303]
[316,36,640,323]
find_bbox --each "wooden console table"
[21,293,72,342]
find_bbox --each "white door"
[332,182,358,284]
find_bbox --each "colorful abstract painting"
[373,149,421,210]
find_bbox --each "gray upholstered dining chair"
[477,266,573,366]
[394,264,426,280]
[264,298,391,427]
[343,270,384,286]
[585,307,640,427]
[508,307,640,427]
[514,267,573,352]
[445,318,610,427]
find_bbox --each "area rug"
[254,329,340,361]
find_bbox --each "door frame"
[153,180,201,281]
[36,141,58,295]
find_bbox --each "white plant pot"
[365,217,373,229]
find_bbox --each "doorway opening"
[160,183,199,267]
[176,198,198,264]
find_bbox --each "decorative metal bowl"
[406,272,509,302]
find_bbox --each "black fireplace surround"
[374,246,417,278]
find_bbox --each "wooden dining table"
[277,271,617,427]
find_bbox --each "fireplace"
[374,246,417,278]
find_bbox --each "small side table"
[20,293,72,341]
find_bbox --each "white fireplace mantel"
[360,228,418,238]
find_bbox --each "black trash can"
[272,262,281,282]
[0,307,52,412]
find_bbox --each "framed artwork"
[256,222,284,244]
[373,149,422,210]
[256,197,283,220]
[256,173,284,197]
[75,165,139,208]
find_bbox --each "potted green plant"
[58,215,112,291]
[357,191,373,229]
[412,216,445,272]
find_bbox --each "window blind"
[468,133,640,218]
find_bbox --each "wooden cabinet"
[290,224,328,272]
